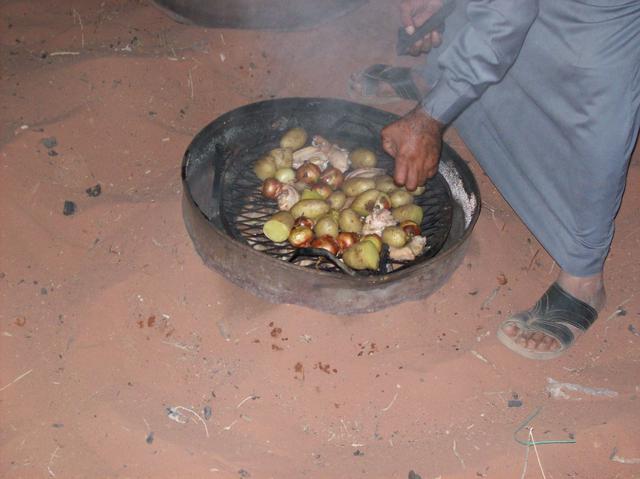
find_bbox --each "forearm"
[422,0,539,124]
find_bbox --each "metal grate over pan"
[218,135,454,276]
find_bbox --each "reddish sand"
[1,1,639,478]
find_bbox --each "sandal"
[348,64,423,104]
[497,283,598,360]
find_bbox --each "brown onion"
[288,226,314,248]
[296,162,321,185]
[294,216,315,229]
[336,232,359,252]
[311,183,333,199]
[400,220,421,237]
[311,236,340,256]
[319,166,344,189]
[262,178,283,199]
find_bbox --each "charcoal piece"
[203,405,212,420]
[86,184,102,197]
[146,432,154,444]
[63,201,76,216]
[41,137,57,148]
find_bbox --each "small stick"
[480,287,500,310]
[529,429,547,479]
[236,395,258,408]
[72,9,85,48]
[452,439,465,469]
[47,446,60,477]
[610,447,640,464]
[0,369,33,392]
[381,392,398,412]
[49,51,80,56]
[172,406,209,437]
[527,248,539,271]
[187,69,194,100]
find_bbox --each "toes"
[501,323,521,338]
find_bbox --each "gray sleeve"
[421,0,539,124]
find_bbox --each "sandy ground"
[1,1,639,478]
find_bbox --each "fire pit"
[182,98,480,314]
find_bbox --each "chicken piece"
[312,135,350,172]
[292,146,329,170]
[407,235,427,256]
[277,185,300,211]
[388,235,427,262]
[362,207,396,236]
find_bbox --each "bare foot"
[499,271,605,355]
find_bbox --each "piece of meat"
[362,208,396,236]
[292,146,329,170]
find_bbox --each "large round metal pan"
[182,97,481,314]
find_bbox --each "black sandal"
[348,64,423,103]
[497,283,598,360]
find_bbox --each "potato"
[269,147,293,169]
[392,204,423,225]
[263,211,294,243]
[253,155,276,180]
[290,199,330,220]
[342,241,380,270]
[328,209,341,224]
[339,208,363,233]
[361,234,382,253]
[409,185,426,196]
[327,190,346,210]
[374,175,397,194]
[280,127,308,150]
[342,177,376,197]
[274,167,296,184]
[389,189,414,208]
[351,189,388,217]
[301,189,324,201]
[350,147,377,168]
[382,226,408,248]
[314,215,339,238]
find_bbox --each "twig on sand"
[236,395,259,408]
[480,287,500,310]
[381,392,399,412]
[72,9,85,48]
[529,429,548,479]
[187,69,194,100]
[527,248,540,271]
[452,440,465,469]
[47,446,60,477]
[168,406,209,437]
[49,51,80,56]
[610,447,640,464]
[0,369,33,392]
[605,297,633,321]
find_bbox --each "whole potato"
[253,155,277,180]
[389,189,414,208]
[350,148,377,169]
[339,208,363,233]
[342,177,376,197]
[314,215,339,238]
[382,226,408,248]
[342,241,380,270]
[351,189,388,217]
[374,175,397,194]
[269,147,294,169]
[392,204,424,225]
[327,190,346,210]
[290,199,330,220]
[280,127,308,150]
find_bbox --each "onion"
[336,232,359,252]
[400,220,421,237]
[319,166,344,189]
[294,217,315,229]
[262,178,283,199]
[296,162,321,185]
[288,226,314,248]
[311,236,340,256]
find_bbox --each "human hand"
[400,0,444,56]
[381,107,443,191]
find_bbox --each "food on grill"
[277,185,300,211]
[338,208,363,233]
[349,147,378,169]
[382,226,408,248]
[280,127,308,150]
[342,177,376,197]
[296,162,322,185]
[261,178,283,199]
[288,225,314,247]
[319,166,344,189]
[410,185,426,196]
[311,236,340,255]
[253,130,432,270]
[254,155,277,180]
[342,240,380,270]
[392,204,424,225]
[351,189,389,217]
[314,215,340,238]
[389,189,414,208]
[290,199,331,220]
[263,211,295,242]
[274,167,296,184]
[327,190,346,210]
[269,147,294,169]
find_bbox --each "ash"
[440,160,477,228]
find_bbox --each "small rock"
[41,137,57,148]
[47,149,58,157]
[508,399,523,408]
[51,423,64,428]
[86,184,101,197]
[203,405,212,420]
[353,449,364,456]
[497,273,508,285]
[408,472,422,479]
[145,432,154,444]
[40,287,47,295]
[238,469,250,478]
[63,201,76,216]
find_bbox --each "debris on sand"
[63,200,76,216]
[546,378,618,400]
[610,447,640,465]
[85,184,101,197]
[41,137,58,149]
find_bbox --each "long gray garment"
[419,0,640,276]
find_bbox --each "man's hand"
[400,0,444,56]
[381,107,443,191]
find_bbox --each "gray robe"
[419,0,640,276]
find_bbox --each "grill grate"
[218,136,453,276]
